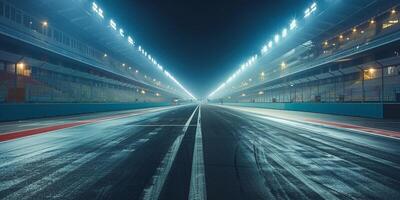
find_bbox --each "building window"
[386,66,398,76]
[383,14,399,29]
[364,68,378,80]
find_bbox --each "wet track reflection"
[0,104,400,200]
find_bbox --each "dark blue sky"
[98,0,309,98]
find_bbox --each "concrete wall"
[0,102,170,122]
[223,102,400,118]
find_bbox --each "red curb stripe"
[0,111,145,142]
[0,121,89,142]
[305,119,400,138]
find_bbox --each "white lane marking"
[142,105,199,200]
[130,124,196,127]
[0,107,194,195]
[142,135,183,200]
[183,107,199,133]
[189,105,207,200]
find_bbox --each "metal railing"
[0,0,179,97]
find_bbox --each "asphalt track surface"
[1,104,400,200]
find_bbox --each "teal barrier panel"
[224,102,384,118]
[0,102,170,122]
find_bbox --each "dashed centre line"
[189,105,207,200]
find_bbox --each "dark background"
[98,0,309,98]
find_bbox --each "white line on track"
[189,105,207,200]
[0,106,182,144]
[142,105,199,200]
[218,105,400,141]
[129,124,197,127]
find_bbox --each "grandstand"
[0,0,194,104]
[208,1,400,106]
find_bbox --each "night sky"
[98,0,309,98]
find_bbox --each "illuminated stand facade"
[208,1,400,118]
[0,1,195,103]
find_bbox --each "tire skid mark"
[219,108,400,199]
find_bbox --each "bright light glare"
[304,2,317,18]
[274,34,280,43]
[281,61,287,69]
[290,19,297,30]
[261,45,268,54]
[92,2,104,18]
[95,1,195,101]
[209,3,319,100]
[92,2,98,12]
[164,70,196,100]
[368,68,376,73]
[110,19,117,30]
[128,36,134,45]
[282,28,287,38]
[268,41,273,48]
[209,54,258,98]
[17,62,25,70]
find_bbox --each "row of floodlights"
[164,70,196,99]
[208,54,258,97]
[138,46,163,70]
[92,2,195,99]
[260,2,316,55]
[208,2,318,98]
[93,3,135,45]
